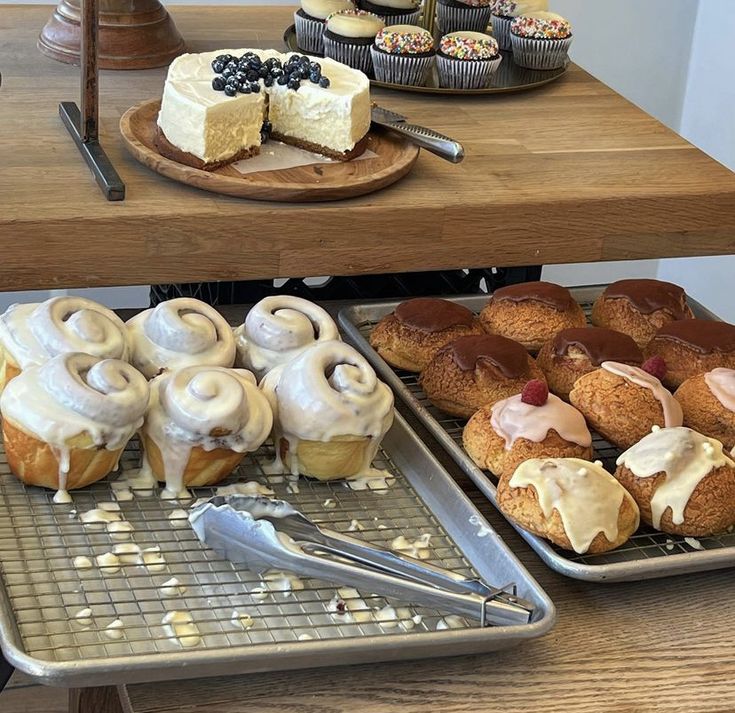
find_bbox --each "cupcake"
[510,11,572,70]
[436,31,502,89]
[371,24,435,86]
[436,0,494,35]
[323,9,385,76]
[490,0,547,50]
[358,0,421,26]
[295,0,355,54]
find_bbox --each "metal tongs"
[189,495,534,627]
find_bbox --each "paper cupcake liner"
[323,35,374,76]
[490,14,512,50]
[436,53,502,89]
[370,47,434,86]
[436,3,493,35]
[294,11,326,54]
[510,34,572,69]
[376,8,422,24]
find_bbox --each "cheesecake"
[157,49,371,170]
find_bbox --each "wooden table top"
[3,4,735,291]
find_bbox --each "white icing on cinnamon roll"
[0,353,149,496]
[127,298,236,379]
[234,296,340,380]
[144,366,273,497]
[261,340,394,475]
[0,297,130,369]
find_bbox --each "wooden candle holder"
[38,0,185,70]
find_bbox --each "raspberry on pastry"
[369,297,483,372]
[615,426,735,537]
[420,334,544,419]
[591,279,694,348]
[479,281,586,352]
[497,457,640,554]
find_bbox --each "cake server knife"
[371,105,465,164]
[189,494,534,627]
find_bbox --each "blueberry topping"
[224,84,237,97]
[258,65,269,78]
[226,60,238,71]
[289,71,301,81]
[222,67,234,79]
[246,70,259,82]
[212,60,226,73]
[264,75,274,87]
[211,76,226,91]
[287,79,300,90]
[309,71,320,83]
[250,82,261,93]
[277,74,289,85]
[319,76,330,88]
[288,54,301,63]
[226,75,239,86]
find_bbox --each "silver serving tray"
[0,412,554,687]
[283,25,568,96]
[339,285,735,582]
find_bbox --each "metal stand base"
[59,101,125,201]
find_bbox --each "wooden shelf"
[2,5,735,291]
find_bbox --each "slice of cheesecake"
[157,49,371,170]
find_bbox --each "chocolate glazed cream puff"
[480,282,586,352]
[591,279,694,348]
[369,297,483,372]
[536,327,643,400]
[421,334,544,419]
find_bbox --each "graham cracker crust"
[270,131,369,162]
[156,127,259,171]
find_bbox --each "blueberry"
[250,81,261,93]
[289,71,301,81]
[224,84,237,97]
[287,79,300,91]
[258,66,269,78]
[310,62,321,72]
[289,54,301,63]
[308,71,320,83]
[211,76,226,91]
[226,74,239,86]
[211,60,225,73]
[226,60,238,71]
[319,76,330,88]
[263,75,274,87]
[239,83,252,94]
[277,74,289,85]
[234,71,246,82]
[222,67,234,79]
[249,55,262,67]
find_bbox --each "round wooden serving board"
[120,99,420,202]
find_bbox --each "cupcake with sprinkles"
[510,11,572,69]
[323,8,385,76]
[295,0,355,54]
[436,31,502,88]
[436,0,494,35]
[357,0,422,26]
[371,24,436,86]
[490,0,547,50]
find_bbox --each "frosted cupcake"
[295,0,355,53]
[436,0,494,35]
[358,0,421,26]
[323,9,385,75]
[371,24,435,86]
[490,0,547,50]
[437,31,501,88]
[510,11,572,69]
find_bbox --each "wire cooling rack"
[0,413,554,686]
[339,287,735,582]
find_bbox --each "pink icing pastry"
[601,361,683,428]
[704,368,735,412]
[490,392,591,451]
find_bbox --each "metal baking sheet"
[339,286,735,582]
[0,412,554,687]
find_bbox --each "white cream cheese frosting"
[326,9,385,37]
[616,426,734,528]
[704,368,735,411]
[301,0,354,19]
[127,298,236,379]
[510,458,637,554]
[0,296,129,370]
[143,365,273,496]
[261,340,394,475]
[234,295,340,380]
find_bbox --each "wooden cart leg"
[69,686,125,713]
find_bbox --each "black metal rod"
[60,102,125,201]
[0,650,13,692]
[80,0,98,142]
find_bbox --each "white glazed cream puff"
[0,296,130,392]
[0,353,149,502]
[675,368,735,450]
[261,340,394,480]
[140,366,273,498]
[615,426,735,536]
[234,295,340,380]
[127,298,236,379]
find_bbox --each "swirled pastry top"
[263,340,394,443]
[127,298,236,379]
[0,297,130,369]
[0,353,149,450]
[235,296,340,379]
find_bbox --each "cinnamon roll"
[0,296,130,392]
[234,296,340,380]
[0,353,149,501]
[140,366,273,497]
[261,341,394,480]
[127,298,236,379]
